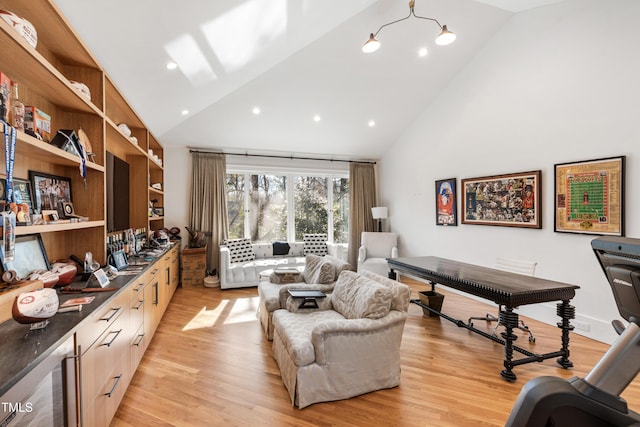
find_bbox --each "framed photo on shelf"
[435,178,457,226]
[554,156,625,236]
[29,171,73,214]
[462,170,542,229]
[13,178,35,213]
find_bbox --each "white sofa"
[219,241,347,289]
[271,269,411,408]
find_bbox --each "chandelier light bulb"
[362,34,381,53]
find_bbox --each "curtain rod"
[189,149,376,165]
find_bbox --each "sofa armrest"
[357,246,366,264]
[391,246,398,258]
[311,311,407,365]
[219,246,230,285]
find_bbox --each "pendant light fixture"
[362,0,456,53]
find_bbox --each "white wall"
[379,0,640,344]
[164,147,191,247]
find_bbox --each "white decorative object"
[0,10,37,49]
[69,80,91,101]
[117,123,131,137]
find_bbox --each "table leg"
[556,300,575,369]
[500,306,519,381]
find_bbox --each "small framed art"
[462,170,542,229]
[435,178,457,226]
[29,171,72,214]
[554,156,625,236]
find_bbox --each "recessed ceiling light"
[418,47,428,57]
[166,61,178,70]
[252,106,261,115]
[313,114,321,122]
[368,120,376,127]
[181,109,189,115]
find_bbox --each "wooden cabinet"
[0,0,164,264]
[76,290,131,425]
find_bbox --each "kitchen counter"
[0,245,173,397]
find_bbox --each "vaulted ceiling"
[56,0,564,160]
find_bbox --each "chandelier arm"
[372,9,413,37]
[410,9,443,29]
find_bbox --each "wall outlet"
[574,320,591,332]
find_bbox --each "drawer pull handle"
[151,268,159,275]
[100,306,121,322]
[133,300,144,310]
[101,329,123,347]
[133,283,144,292]
[104,374,123,397]
[133,333,145,347]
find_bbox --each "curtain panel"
[348,162,377,267]
[190,152,229,272]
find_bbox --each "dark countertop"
[0,245,173,396]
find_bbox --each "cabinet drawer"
[130,284,144,330]
[80,302,130,408]
[82,354,129,427]
[76,290,128,353]
[130,323,146,372]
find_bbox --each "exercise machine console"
[505,236,640,427]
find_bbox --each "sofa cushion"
[331,271,392,319]
[302,254,336,284]
[273,241,290,256]
[303,233,328,256]
[359,270,411,312]
[224,238,255,263]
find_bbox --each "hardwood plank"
[112,280,640,426]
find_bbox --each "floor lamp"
[371,207,388,232]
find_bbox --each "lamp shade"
[371,206,388,219]
[362,34,381,53]
[435,25,456,46]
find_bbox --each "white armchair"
[357,232,398,276]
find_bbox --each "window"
[226,171,348,243]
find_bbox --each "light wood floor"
[112,280,640,426]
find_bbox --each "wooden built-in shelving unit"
[0,0,164,263]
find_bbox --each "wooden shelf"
[6,126,105,172]
[15,220,105,235]
[0,21,103,116]
[149,187,164,196]
[149,216,164,222]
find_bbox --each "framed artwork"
[554,156,625,236]
[13,178,34,213]
[29,171,73,214]
[435,178,457,226]
[0,234,50,279]
[462,170,542,229]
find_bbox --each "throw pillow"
[223,238,255,263]
[324,255,353,276]
[359,270,411,312]
[272,241,290,256]
[302,254,336,284]
[303,233,328,256]
[331,271,392,319]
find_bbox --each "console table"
[388,256,580,381]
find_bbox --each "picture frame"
[28,171,72,214]
[435,178,457,226]
[111,249,129,271]
[554,156,625,236]
[0,234,50,279]
[13,178,34,213]
[461,170,542,229]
